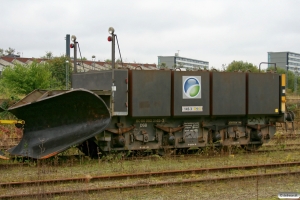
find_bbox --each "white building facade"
[268,51,300,72]
[158,54,209,70]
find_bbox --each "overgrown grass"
[1,137,300,199]
[1,121,300,199]
[1,149,300,183]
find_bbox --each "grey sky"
[1,0,299,69]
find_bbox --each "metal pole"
[66,60,69,90]
[286,65,289,91]
[92,55,96,70]
[109,27,116,116]
[294,71,298,94]
[66,34,70,58]
[112,34,115,70]
[74,42,77,73]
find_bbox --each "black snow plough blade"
[7,89,111,159]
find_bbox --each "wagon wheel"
[187,148,200,154]
[135,150,145,157]
[176,148,188,155]
[157,148,175,156]
[241,144,262,151]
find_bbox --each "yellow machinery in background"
[0,120,25,128]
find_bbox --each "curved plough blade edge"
[7,89,111,159]
[0,151,9,160]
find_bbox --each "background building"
[268,51,300,72]
[158,53,209,70]
[0,56,157,74]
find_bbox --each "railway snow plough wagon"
[0,67,293,159]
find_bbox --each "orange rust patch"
[41,152,58,159]
[0,155,9,160]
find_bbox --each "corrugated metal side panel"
[212,72,246,116]
[129,70,171,117]
[71,70,128,115]
[248,73,280,115]
[114,70,128,115]
[72,71,112,90]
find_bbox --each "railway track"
[1,161,300,199]
[3,172,299,200]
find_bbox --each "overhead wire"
[77,42,85,72]
[115,35,124,68]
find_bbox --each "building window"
[289,53,300,58]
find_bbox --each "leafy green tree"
[175,62,184,69]
[159,62,167,69]
[267,66,285,74]
[41,51,54,59]
[0,48,4,56]
[5,47,15,55]
[0,62,52,95]
[226,61,259,72]
[268,66,299,94]
[46,56,72,89]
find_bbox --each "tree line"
[0,57,299,104]
[0,47,17,56]
[222,60,299,94]
[0,55,72,102]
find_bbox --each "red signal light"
[107,36,112,42]
[70,44,74,48]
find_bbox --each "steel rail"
[1,161,300,188]
[1,170,300,199]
